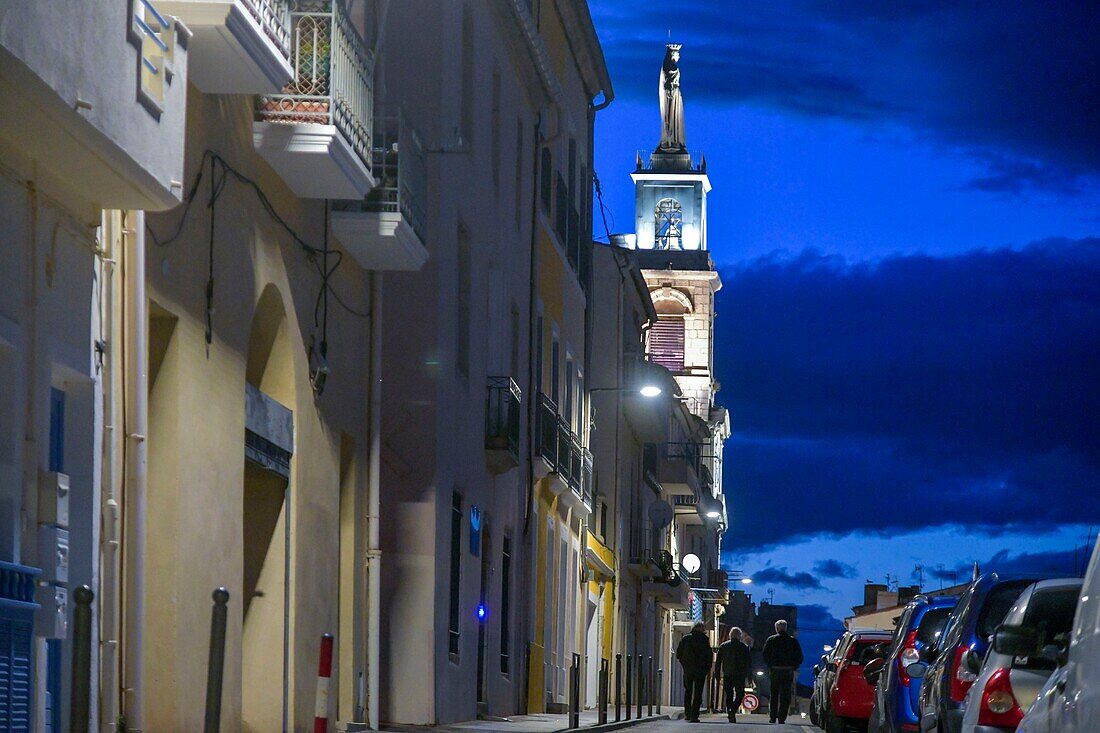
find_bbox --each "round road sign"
[741,693,759,713]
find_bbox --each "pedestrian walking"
[713,626,751,722]
[761,619,803,724]
[675,621,713,722]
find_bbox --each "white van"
[1018,536,1100,732]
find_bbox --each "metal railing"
[243,0,292,57]
[256,0,374,174]
[362,113,427,240]
[666,441,701,473]
[535,393,590,505]
[485,377,521,459]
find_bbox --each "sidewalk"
[380,707,684,733]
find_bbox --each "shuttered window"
[0,616,33,731]
[649,317,685,372]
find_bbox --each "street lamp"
[740,577,753,585]
[589,384,662,397]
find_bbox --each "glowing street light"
[639,384,662,397]
[740,577,753,585]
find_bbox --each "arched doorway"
[242,285,296,732]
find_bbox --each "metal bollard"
[657,668,663,714]
[642,655,651,713]
[636,654,643,719]
[204,588,230,733]
[569,653,581,729]
[70,585,94,733]
[598,658,609,725]
[629,651,638,717]
[615,653,622,722]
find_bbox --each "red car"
[824,629,892,732]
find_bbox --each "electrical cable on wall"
[593,170,615,242]
[145,150,372,384]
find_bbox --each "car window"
[977,581,1034,638]
[888,607,915,655]
[850,639,889,664]
[1014,587,1080,671]
[916,607,953,647]
[942,586,975,649]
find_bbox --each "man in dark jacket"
[762,619,803,724]
[714,627,752,722]
[675,622,713,722]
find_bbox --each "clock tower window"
[654,197,683,250]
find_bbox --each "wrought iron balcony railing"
[485,377,521,460]
[244,0,292,57]
[360,113,427,240]
[256,0,374,174]
[535,392,590,504]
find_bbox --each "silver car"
[959,578,1082,733]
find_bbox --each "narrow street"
[631,714,812,731]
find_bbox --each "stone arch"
[650,286,693,314]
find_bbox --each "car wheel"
[809,703,820,726]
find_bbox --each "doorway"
[585,589,600,706]
[241,286,295,732]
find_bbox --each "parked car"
[1018,537,1100,733]
[825,629,893,733]
[814,639,843,727]
[914,574,1038,733]
[957,578,1081,732]
[868,594,958,733]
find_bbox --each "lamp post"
[588,384,663,397]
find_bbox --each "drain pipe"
[99,210,123,733]
[366,271,382,730]
[121,210,148,731]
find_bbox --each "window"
[461,7,475,140]
[500,535,512,674]
[550,335,560,405]
[515,120,525,230]
[564,357,574,425]
[540,147,552,214]
[599,500,608,539]
[535,313,544,394]
[49,388,65,472]
[491,68,501,190]
[457,227,471,378]
[449,492,463,657]
[654,197,683,249]
[649,318,685,372]
[510,305,520,379]
[568,138,577,208]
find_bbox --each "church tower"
[619,45,723,427]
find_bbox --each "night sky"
[590,1,1100,677]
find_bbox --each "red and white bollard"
[314,633,334,733]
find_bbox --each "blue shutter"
[0,616,34,731]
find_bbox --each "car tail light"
[949,646,978,702]
[977,668,1023,727]
[898,629,919,687]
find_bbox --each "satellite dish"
[682,553,701,574]
[648,500,674,528]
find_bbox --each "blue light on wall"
[477,602,488,622]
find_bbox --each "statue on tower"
[658,44,686,153]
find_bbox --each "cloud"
[753,567,825,591]
[591,1,1100,192]
[936,547,1086,581]
[814,560,858,579]
[717,239,1100,550]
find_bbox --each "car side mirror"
[993,625,1038,658]
[906,661,928,679]
[813,665,822,676]
[863,657,886,685]
[826,661,837,672]
[965,648,983,675]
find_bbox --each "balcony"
[159,0,293,92]
[484,377,521,474]
[253,0,375,199]
[644,441,703,496]
[331,114,428,271]
[534,393,592,510]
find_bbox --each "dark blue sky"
[590,0,1100,648]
